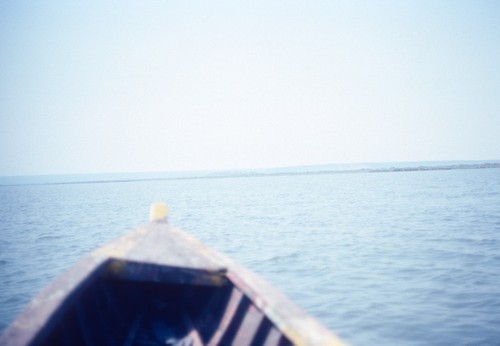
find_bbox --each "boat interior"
[35,261,292,346]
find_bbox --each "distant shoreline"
[204,162,500,179]
[1,161,499,187]
[366,162,500,173]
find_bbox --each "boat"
[0,203,344,345]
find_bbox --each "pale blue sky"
[1,1,499,176]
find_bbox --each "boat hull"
[1,221,343,345]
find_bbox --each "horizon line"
[2,158,500,179]
[1,160,499,186]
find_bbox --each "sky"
[1,1,499,176]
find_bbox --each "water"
[1,168,499,345]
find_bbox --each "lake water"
[1,168,499,345]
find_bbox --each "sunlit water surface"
[1,168,499,345]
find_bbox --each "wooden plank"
[102,259,228,287]
[263,327,283,346]
[207,288,244,346]
[231,304,265,346]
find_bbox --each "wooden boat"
[0,204,344,346]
